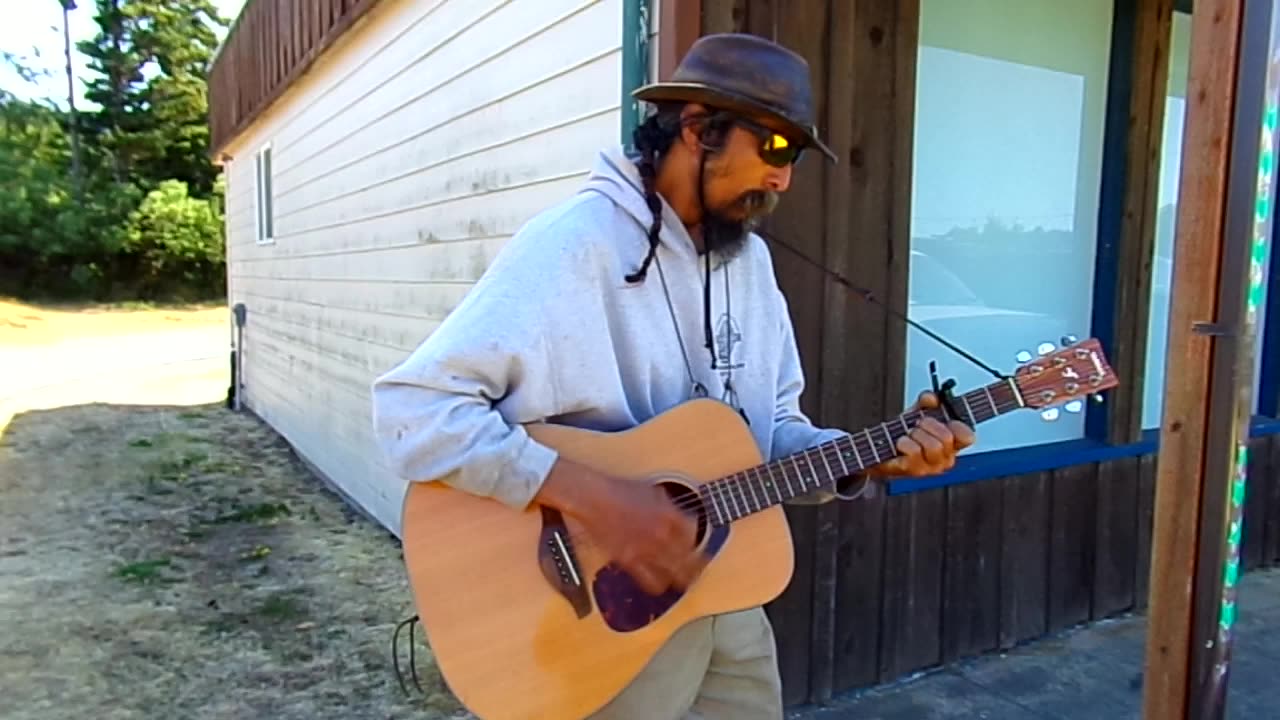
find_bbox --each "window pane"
[255,151,264,241]
[906,0,1114,452]
[263,147,274,240]
[1253,216,1274,415]
[1142,12,1191,429]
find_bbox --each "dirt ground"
[0,297,227,347]
[0,299,467,719]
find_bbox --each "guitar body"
[400,398,796,720]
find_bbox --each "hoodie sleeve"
[370,224,593,512]
[769,288,866,505]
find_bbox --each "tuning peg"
[1061,334,1078,346]
[1092,394,1105,404]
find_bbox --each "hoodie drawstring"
[704,251,717,370]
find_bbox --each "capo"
[929,360,966,426]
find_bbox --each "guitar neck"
[696,377,1025,526]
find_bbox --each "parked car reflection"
[904,250,1088,452]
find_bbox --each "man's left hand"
[872,391,977,478]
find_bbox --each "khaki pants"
[588,606,784,720]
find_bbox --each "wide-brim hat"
[633,33,837,163]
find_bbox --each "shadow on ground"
[0,400,469,720]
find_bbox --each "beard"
[701,188,779,259]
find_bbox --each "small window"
[255,143,274,244]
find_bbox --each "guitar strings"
[531,395,1028,560]
[609,393,1023,520]
[625,365,1082,522]
[681,394,1025,515]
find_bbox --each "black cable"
[755,227,1009,381]
[392,615,422,696]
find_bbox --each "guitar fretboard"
[696,378,1024,526]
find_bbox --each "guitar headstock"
[1014,337,1119,410]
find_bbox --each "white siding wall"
[221,0,662,535]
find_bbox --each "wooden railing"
[207,0,382,156]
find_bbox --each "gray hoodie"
[371,145,851,511]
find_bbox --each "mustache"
[736,189,779,216]
[730,189,779,231]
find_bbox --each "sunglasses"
[730,115,807,167]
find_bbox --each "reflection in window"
[1257,169,1276,413]
[1141,11,1273,428]
[906,0,1114,452]
[1141,11,1191,429]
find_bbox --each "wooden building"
[207,0,1280,708]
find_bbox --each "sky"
[1,0,249,107]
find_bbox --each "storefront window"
[907,0,1115,452]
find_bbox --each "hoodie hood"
[371,141,851,519]
[579,145,732,270]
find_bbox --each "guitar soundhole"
[594,479,727,633]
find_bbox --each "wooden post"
[1187,3,1280,716]
[658,0,701,80]
[1142,0,1279,718]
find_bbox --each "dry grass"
[0,296,226,347]
[0,401,468,719]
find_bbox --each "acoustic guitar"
[401,338,1118,720]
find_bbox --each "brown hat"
[633,33,837,163]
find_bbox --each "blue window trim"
[888,415,1280,495]
[890,0,1280,496]
[1257,193,1280,417]
[1087,0,1136,443]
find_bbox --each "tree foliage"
[124,178,225,298]
[0,0,229,301]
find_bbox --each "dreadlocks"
[624,103,684,284]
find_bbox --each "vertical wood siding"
[702,0,1280,708]
[852,438,1280,693]
[703,0,919,704]
[219,0,652,532]
[209,0,383,157]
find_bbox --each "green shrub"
[122,179,225,300]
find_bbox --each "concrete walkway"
[792,568,1278,719]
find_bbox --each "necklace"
[652,250,749,425]
[652,252,707,400]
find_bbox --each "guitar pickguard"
[593,524,729,632]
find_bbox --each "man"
[372,33,976,720]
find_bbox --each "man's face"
[694,111,802,255]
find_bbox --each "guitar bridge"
[538,507,591,618]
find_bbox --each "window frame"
[255,141,275,246]
[1085,0,1146,445]
[890,0,1280,496]
[1258,217,1280,417]
[905,0,1118,453]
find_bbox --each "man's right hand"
[536,457,706,596]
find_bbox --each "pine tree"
[132,0,226,197]
[77,0,227,194]
[77,0,148,184]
